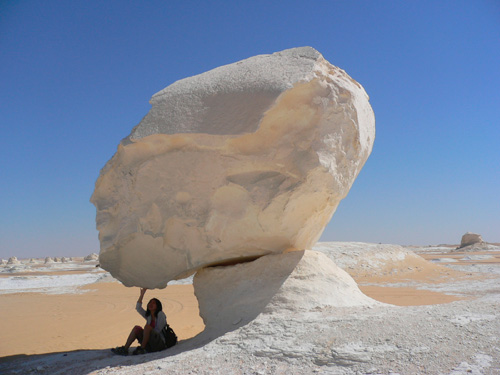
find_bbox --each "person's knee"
[144,324,152,332]
[133,325,143,335]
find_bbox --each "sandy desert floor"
[0,254,469,358]
[0,242,499,375]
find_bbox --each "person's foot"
[132,346,147,355]
[111,346,128,356]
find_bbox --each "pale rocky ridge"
[91,47,375,288]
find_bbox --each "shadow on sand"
[0,338,203,375]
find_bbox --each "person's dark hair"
[145,298,163,318]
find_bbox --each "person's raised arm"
[136,288,148,318]
[138,288,147,304]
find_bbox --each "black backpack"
[161,324,178,348]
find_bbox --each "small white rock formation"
[194,250,380,337]
[459,232,484,248]
[7,257,20,265]
[29,258,38,264]
[44,257,54,264]
[1,259,7,265]
[91,47,375,288]
[84,253,99,261]
[61,257,69,263]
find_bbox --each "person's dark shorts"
[138,328,166,352]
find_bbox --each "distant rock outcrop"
[44,257,54,264]
[91,47,375,288]
[459,232,483,248]
[84,253,99,261]
[7,257,20,265]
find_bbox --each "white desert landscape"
[0,240,499,374]
[1,47,498,375]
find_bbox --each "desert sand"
[0,282,204,358]
[0,274,463,359]
[0,242,499,374]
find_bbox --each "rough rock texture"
[460,232,483,248]
[91,47,375,288]
[193,250,380,340]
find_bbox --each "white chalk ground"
[1,242,499,375]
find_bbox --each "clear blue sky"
[1,0,499,259]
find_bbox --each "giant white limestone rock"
[91,47,375,288]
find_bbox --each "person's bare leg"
[125,326,142,349]
[141,324,152,349]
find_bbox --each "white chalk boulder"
[91,47,375,288]
[194,250,380,337]
[459,232,484,248]
[84,253,99,261]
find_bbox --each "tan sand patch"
[359,285,465,306]
[0,282,204,358]
[349,255,474,284]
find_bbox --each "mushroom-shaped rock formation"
[91,47,375,288]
